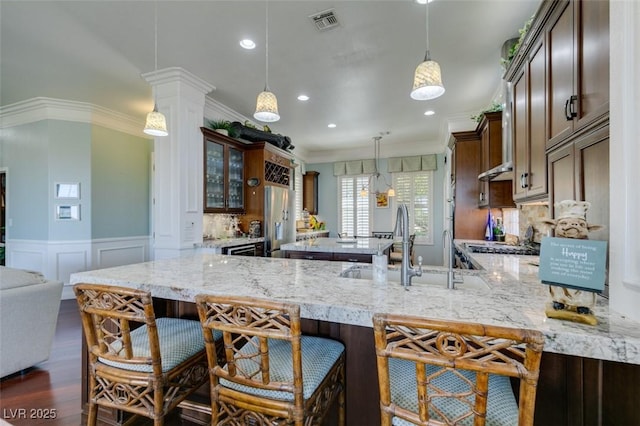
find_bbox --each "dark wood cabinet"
[511,38,548,203]
[450,131,487,240]
[242,142,293,231]
[506,0,609,204]
[477,112,514,208]
[202,127,246,214]
[302,171,319,215]
[548,125,609,294]
[548,127,609,237]
[547,0,609,149]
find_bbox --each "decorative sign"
[538,237,607,292]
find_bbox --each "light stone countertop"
[281,237,394,254]
[70,248,640,365]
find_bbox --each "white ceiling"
[0,0,540,160]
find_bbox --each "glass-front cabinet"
[203,129,245,213]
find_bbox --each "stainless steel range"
[465,242,540,256]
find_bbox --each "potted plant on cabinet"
[207,119,232,136]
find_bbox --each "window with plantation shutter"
[392,171,433,244]
[294,166,303,221]
[339,175,371,237]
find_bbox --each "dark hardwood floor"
[0,299,82,425]
[0,300,199,426]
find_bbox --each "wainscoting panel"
[94,238,149,269]
[5,237,150,300]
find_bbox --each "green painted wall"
[91,125,152,239]
[48,120,92,240]
[0,120,151,242]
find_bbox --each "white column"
[142,67,215,259]
[609,1,640,321]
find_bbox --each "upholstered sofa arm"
[0,267,63,378]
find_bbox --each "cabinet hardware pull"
[521,172,529,189]
[565,95,578,121]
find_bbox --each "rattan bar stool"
[195,294,346,426]
[372,313,545,426]
[74,283,212,426]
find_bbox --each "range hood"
[478,161,513,181]
[478,79,514,182]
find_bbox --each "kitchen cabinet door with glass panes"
[203,133,245,213]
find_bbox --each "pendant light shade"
[144,1,168,136]
[254,89,280,122]
[410,0,445,100]
[411,52,445,100]
[254,1,280,122]
[144,104,168,136]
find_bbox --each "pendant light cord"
[154,1,158,73]
[265,1,269,91]
[424,1,430,61]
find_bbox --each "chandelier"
[360,135,395,198]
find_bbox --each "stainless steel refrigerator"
[263,186,296,257]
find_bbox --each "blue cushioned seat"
[389,358,518,426]
[100,317,215,373]
[221,335,344,401]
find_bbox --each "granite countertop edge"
[70,244,640,365]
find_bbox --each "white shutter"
[295,166,303,221]
[392,171,433,244]
[339,175,371,237]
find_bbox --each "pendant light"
[360,135,395,198]
[410,0,445,100]
[143,0,168,137]
[254,1,280,122]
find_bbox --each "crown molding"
[0,97,147,137]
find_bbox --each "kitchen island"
[70,249,640,425]
[281,237,393,263]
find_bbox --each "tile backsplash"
[518,204,550,243]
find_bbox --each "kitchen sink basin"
[339,266,489,290]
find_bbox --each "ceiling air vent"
[309,9,340,32]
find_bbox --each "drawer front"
[333,253,373,263]
[286,251,333,261]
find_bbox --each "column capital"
[141,67,215,95]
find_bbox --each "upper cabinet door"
[202,128,246,214]
[547,0,610,149]
[547,0,575,147]
[205,139,225,210]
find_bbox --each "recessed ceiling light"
[239,39,256,49]
[328,123,337,128]
[297,95,309,101]
[424,110,435,116]
[415,0,434,4]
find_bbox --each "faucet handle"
[416,256,423,276]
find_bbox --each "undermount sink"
[339,266,489,290]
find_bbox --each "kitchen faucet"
[442,229,463,289]
[443,198,463,289]
[394,204,422,289]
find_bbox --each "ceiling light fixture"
[297,94,309,101]
[254,1,280,122]
[360,135,395,198]
[240,39,256,49]
[410,0,445,101]
[328,123,337,128]
[143,0,168,137]
[424,110,435,116]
